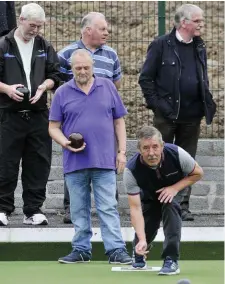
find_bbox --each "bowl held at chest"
[69,133,84,149]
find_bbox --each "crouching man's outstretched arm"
[124,168,148,256]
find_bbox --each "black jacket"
[139,27,216,125]
[0,29,61,111]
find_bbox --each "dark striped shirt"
[58,40,121,82]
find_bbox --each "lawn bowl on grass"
[111,266,161,272]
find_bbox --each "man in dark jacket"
[0,3,61,226]
[139,4,216,221]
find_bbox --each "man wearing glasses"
[139,4,216,221]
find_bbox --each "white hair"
[20,3,45,22]
[174,4,203,29]
[71,49,94,66]
[81,12,105,33]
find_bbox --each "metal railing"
[15,1,224,138]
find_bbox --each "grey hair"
[137,125,163,149]
[174,4,203,29]
[81,12,105,33]
[20,3,45,21]
[70,49,94,66]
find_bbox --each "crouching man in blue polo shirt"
[49,49,132,264]
[123,125,203,275]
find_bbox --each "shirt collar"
[68,76,103,90]
[139,151,164,170]
[77,39,103,52]
[176,30,193,44]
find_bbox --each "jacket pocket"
[157,94,174,117]
[161,59,177,75]
[157,59,177,118]
[160,59,177,82]
[161,59,176,66]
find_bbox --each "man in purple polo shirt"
[49,49,132,264]
[58,12,122,224]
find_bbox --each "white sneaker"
[23,213,48,225]
[0,212,9,226]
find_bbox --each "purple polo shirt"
[49,77,127,174]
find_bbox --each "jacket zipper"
[173,49,181,119]
[196,44,208,118]
[9,39,28,87]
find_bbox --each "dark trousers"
[64,178,119,211]
[134,200,182,260]
[0,110,52,216]
[153,113,201,211]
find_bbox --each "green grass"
[0,261,224,284]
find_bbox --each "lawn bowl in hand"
[69,133,84,149]
[16,86,30,102]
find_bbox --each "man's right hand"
[135,240,149,256]
[5,84,24,102]
[63,140,86,153]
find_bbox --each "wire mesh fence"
[15,1,224,138]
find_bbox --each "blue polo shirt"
[49,77,127,174]
[58,40,121,82]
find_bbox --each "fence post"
[158,1,165,35]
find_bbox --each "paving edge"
[0,227,224,242]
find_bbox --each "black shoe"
[181,210,194,221]
[63,210,72,224]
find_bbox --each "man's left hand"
[156,186,178,203]
[30,84,47,104]
[116,152,126,174]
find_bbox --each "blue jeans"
[65,169,125,254]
